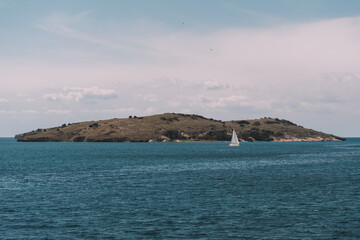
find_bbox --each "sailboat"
[229,129,240,147]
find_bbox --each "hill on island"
[16,113,345,142]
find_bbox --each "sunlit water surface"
[1,138,360,239]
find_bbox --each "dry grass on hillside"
[17,113,344,142]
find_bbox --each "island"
[15,113,345,142]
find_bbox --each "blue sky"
[1,0,360,137]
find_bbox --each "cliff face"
[16,113,345,142]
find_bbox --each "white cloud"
[298,102,340,113]
[322,73,360,84]
[46,109,71,114]
[0,110,16,114]
[22,110,39,114]
[43,86,117,102]
[203,81,229,90]
[0,98,8,103]
[167,101,181,107]
[134,94,159,102]
[81,108,137,114]
[145,106,158,114]
[191,95,270,110]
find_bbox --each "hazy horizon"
[1,0,360,137]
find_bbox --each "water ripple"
[0,138,360,239]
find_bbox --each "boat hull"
[229,143,240,147]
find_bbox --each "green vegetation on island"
[15,113,345,142]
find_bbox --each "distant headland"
[15,113,345,142]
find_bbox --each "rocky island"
[16,113,345,142]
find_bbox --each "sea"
[0,137,360,239]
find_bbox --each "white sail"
[229,129,240,146]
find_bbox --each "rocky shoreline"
[273,136,343,142]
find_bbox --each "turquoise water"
[1,138,360,239]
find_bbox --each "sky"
[1,0,360,137]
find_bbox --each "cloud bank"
[43,86,118,102]
[1,13,360,136]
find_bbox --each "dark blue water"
[1,138,360,239]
